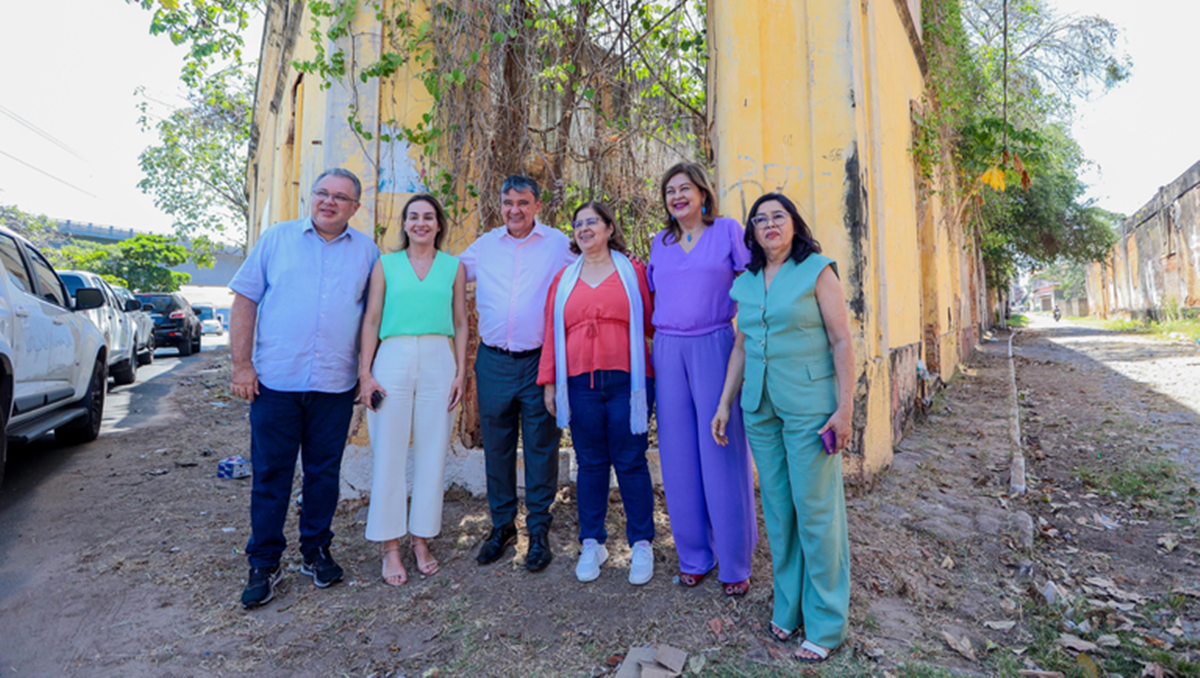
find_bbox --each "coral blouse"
[537,260,654,385]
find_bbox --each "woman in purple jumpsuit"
[648,162,757,595]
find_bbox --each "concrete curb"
[1007,330,1027,496]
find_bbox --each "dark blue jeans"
[245,385,356,568]
[568,370,655,546]
[475,344,562,535]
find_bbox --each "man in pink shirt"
[459,175,574,571]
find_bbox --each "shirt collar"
[497,219,549,243]
[302,216,355,243]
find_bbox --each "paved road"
[1,333,228,492]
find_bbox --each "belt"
[482,343,540,360]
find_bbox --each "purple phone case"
[821,429,837,455]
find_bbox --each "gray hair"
[313,168,363,200]
[500,175,540,200]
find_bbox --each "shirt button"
[762,358,767,364]
[759,305,764,311]
[759,340,765,346]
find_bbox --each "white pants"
[365,335,456,541]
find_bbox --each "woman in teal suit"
[711,192,854,663]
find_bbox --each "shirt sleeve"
[229,227,272,302]
[728,218,751,272]
[536,269,565,386]
[458,237,479,283]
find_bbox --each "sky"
[0,1,1197,230]
[0,1,233,234]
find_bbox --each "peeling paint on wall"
[378,130,427,194]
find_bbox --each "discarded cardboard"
[656,645,687,673]
[615,648,659,678]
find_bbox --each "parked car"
[112,285,155,365]
[135,292,202,356]
[193,302,224,336]
[0,226,109,486]
[60,271,140,385]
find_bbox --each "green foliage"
[0,204,68,250]
[137,65,252,248]
[114,234,193,292]
[918,0,1128,289]
[128,0,260,85]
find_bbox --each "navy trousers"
[245,385,356,568]
[567,370,656,546]
[474,344,562,535]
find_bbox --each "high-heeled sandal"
[412,539,439,576]
[381,544,407,587]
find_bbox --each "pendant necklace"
[686,233,692,242]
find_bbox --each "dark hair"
[313,168,362,200]
[398,194,448,250]
[660,162,717,244]
[569,202,629,256]
[500,175,541,200]
[744,193,822,273]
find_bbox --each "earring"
[702,205,708,215]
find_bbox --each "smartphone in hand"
[820,429,837,455]
[370,390,385,410]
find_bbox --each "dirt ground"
[1,316,1198,677]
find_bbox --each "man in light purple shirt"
[459,175,574,572]
[228,168,380,609]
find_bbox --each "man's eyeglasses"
[571,217,602,231]
[313,189,357,205]
[750,213,789,229]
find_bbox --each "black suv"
[136,293,203,356]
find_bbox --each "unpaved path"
[0,323,1197,677]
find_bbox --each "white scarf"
[552,249,648,434]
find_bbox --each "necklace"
[686,234,692,242]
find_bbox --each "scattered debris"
[1057,634,1099,655]
[941,630,976,661]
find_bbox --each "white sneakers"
[576,539,655,584]
[628,540,654,585]
[575,539,608,582]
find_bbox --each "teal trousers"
[744,384,850,648]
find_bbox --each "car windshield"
[136,294,174,312]
[60,273,87,297]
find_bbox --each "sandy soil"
[0,318,1197,677]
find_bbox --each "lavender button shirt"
[647,216,751,335]
[229,217,380,393]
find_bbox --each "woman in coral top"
[538,202,656,586]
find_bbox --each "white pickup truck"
[0,226,108,487]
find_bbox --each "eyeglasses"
[313,189,357,205]
[750,212,789,229]
[571,216,602,231]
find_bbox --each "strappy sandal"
[381,544,407,587]
[769,622,795,643]
[794,639,837,663]
[723,578,750,597]
[677,571,708,587]
[412,539,439,576]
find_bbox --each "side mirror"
[124,298,142,312]
[75,288,105,311]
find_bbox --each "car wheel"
[178,334,194,357]
[56,357,107,445]
[112,345,138,385]
[137,336,155,366]
[0,391,8,490]
[192,330,202,353]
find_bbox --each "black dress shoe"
[476,522,517,565]
[525,532,553,572]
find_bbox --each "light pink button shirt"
[459,221,575,351]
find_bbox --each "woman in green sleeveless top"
[358,194,468,586]
[711,193,854,663]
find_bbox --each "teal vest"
[730,253,838,414]
[379,249,458,338]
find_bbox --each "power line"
[0,149,98,198]
[0,104,88,163]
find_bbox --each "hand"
[818,408,852,454]
[448,375,464,411]
[360,375,387,412]
[231,363,260,402]
[711,402,731,446]
[543,384,556,418]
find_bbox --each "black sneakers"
[241,565,282,609]
[300,546,345,588]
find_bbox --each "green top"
[379,249,459,338]
[730,253,838,415]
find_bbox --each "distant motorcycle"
[1053,307,1062,322]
